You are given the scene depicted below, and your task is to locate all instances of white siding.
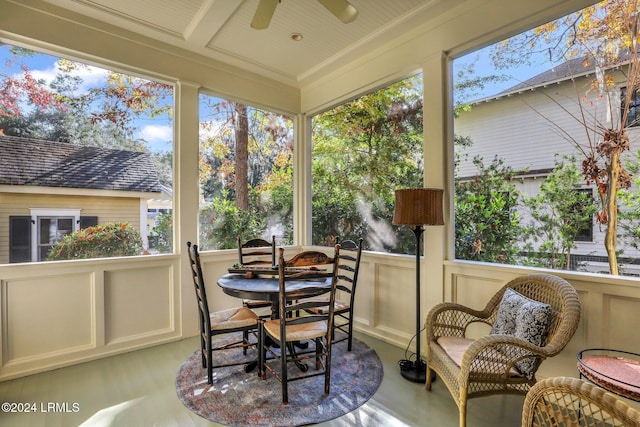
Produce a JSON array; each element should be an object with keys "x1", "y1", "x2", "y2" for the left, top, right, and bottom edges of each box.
[
  {"x1": 455, "y1": 73, "x2": 638, "y2": 177},
  {"x1": 455, "y1": 70, "x2": 640, "y2": 261}
]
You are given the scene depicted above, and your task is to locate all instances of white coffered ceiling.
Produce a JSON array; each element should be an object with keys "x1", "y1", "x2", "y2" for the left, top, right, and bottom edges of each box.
[{"x1": 36, "y1": 0, "x2": 458, "y2": 86}]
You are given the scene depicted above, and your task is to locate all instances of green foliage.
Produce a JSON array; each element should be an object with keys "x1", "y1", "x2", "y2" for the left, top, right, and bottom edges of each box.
[
  {"x1": 46, "y1": 222, "x2": 143, "y2": 260},
  {"x1": 311, "y1": 74, "x2": 424, "y2": 253},
  {"x1": 523, "y1": 156, "x2": 597, "y2": 269},
  {"x1": 199, "y1": 192, "x2": 265, "y2": 250},
  {"x1": 453, "y1": 59, "x2": 509, "y2": 116},
  {"x1": 618, "y1": 149, "x2": 640, "y2": 250},
  {"x1": 149, "y1": 212, "x2": 173, "y2": 253},
  {"x1": 454, "y1": 156, "x2": 523, "y2": 263}
]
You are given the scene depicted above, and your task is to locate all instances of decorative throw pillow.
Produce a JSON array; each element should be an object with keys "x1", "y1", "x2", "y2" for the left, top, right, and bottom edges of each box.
[
  {"x1": 490, "y1": 288, "x2": 553, "y2": 379},
  {"x1": 490, "y1": 288, "x2": 528, "y2": 335},
  {"x1": 514, "y1": 300, "x2": 552, "y2": 378}
]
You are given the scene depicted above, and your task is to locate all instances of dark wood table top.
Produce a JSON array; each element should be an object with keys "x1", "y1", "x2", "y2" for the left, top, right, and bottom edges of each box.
[{"x1": 217, "y1": 273, "x2": 332, "y2": 302}]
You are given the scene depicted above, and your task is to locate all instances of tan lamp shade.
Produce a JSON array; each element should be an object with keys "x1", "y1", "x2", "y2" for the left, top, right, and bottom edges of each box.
[{"x1": 392, "y1": 188, "x2": 444, "y2": 226}]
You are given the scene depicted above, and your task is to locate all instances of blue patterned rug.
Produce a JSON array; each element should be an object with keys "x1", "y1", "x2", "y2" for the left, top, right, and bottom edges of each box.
[{"x1": 175, "y1": 333, "x2": 383, "y2": 426}]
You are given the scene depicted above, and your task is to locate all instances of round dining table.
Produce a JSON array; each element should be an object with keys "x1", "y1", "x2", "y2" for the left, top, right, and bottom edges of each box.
[
  {"x1": 217, "y1": 272, "x2": 332, "y2": 318},
  {"x1": 218, "y1": 272, "x2": 333, "y2": 370}
]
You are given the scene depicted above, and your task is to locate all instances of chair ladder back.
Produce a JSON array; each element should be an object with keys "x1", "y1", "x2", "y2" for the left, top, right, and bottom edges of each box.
[
  {"x1": 277, "y1": 247, "x2": 339, "y2": 333},
  {"x1": 336, "y1": 239, "x2": 362, "y2": 307},
  {"x1": 237, "y1": 235, "x2": 276, "y2": 267},
  {"x1": 187, "y1": 242, "x2": 212, "y2": 340}
]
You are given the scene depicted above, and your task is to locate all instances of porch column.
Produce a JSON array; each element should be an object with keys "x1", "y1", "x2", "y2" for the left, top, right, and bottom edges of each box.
[{"x1": 175, "y1": 79, "x2": 201, "y2": 336}]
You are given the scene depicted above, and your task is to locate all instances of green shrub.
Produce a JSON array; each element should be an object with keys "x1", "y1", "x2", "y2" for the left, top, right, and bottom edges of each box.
[{"x1": 47, "y1": 222, "x2": 143, "y2": 260}]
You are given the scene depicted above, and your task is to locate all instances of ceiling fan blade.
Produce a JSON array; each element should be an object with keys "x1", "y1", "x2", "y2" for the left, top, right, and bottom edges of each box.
[
  {"x1": 251, "y1": 0, "x2": 279, "y2": 30},
  {"x1": 317, "y1": 0, "x2": 358, "y2": 24}
]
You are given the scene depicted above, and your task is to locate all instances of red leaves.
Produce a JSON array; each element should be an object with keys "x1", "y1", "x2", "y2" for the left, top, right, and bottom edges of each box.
[{"x1": 0, "y1": 66, "x2": 65, "y2": 117}]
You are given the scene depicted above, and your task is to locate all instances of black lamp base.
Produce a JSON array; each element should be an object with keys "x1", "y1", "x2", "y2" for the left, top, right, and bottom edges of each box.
[
  {"x1": 400, "y1": 360, "x2": 436, "y2": 384},
  {"x1": 400, "y1": 359, "x2": 430, "y2": 383}
]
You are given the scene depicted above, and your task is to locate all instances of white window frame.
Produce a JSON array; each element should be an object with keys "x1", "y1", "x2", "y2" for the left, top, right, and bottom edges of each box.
[{"x1": 29, "y1": 208, "x2": 81, "y2": 262}]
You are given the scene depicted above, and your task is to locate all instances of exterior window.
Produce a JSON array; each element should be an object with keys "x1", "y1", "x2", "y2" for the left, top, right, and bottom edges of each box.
[
  {"x1": 621, "y1": 87, "x2": 640, "y2": 128},
  {"x1": 8, "y1": 212, "x2": 98, "y2": 263},
  {"x1": 453, "y1": 1, "x2": 638, "y2": 275},
  {"x1": 37, "y1": 217, "x2": 74, "y2": 261},
  {"x1": 311, "y1": 74, "x2": 424, "y2": 254},
  {"x1": 198, "y1": 94, "x2": 294, "y2": 250},
  {"x1": 573, "y1": 189, "x2": 594, "y2": 242},
  {"x1": 0, "y1": 42, "x2": 174, "y2": 264}
]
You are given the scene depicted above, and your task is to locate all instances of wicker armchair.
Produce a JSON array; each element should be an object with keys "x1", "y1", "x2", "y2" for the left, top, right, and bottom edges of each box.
[
  {"x1": 425, "y1": 274, "x2": 581, "y2": 427},
  {"x1": 522, "y1": 376, "x2": 640, "y2": 426}
]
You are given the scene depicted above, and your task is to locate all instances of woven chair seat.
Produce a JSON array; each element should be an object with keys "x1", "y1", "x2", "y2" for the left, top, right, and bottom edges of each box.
[
  {"x1": 264, "y1": 318, "x2": 328, "y2": 341},
  {"x1": 211, "y1": 307, "x2": 259, "y2": 330},
  {"x1": 436, "y1": 336, "x2": 523, "y2": 377},
  {"x1": 301, "y1": 296, "x2": 350, "y2": 314}
]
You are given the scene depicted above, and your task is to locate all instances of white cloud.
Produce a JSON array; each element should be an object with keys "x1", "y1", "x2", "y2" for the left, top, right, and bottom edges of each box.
[
  {"x1": 140, "y1": 124, "x2": 173, "y2": 143},
  {"x1": 28, "y1": 62, "x2": 110, "y2": 93}
]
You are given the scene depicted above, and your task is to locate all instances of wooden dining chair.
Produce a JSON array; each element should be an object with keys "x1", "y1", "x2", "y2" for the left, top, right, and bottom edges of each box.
[
  {"x1": 187, "y1": 241, "x2": 260, "y2": 384},
  {"x1": 237, "y1": 235, "x2": 276, "y2": 314},
  {"x1": 259, "y1": 245, "x2": 340, "y2": 404},
  {"x1": 303, "y1": 238, "x2": 362, "y2": 351}
]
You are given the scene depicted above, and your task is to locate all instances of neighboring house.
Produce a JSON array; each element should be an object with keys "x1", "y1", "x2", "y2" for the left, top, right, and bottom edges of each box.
[
  {"x1": 0, "y1": 135, "x2": 163, "y2": 263},
  {"x1": 455, "y1": 56, "x2": 640, "y2": 273}
]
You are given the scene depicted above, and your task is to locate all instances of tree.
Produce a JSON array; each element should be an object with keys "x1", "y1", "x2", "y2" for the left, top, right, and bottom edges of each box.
[
  {"x1": 311, "y1": 74, "x2": 424, "y2": 252},
  {"x1": 149, "y1": 212, "x2": 173, "y2": 253},
  {"x1": 491, "y1": 0, "x2": 640, "y2": 274},
  {"x1": 234, "y1": 102, "x2": 249, "y2": 210},
  {"x1": 618, "y1": 149, "x2": 640, "y2": 250},
  {"x1": 0, "y1": 46, "x2": 64, "y2": 135},
  {"x1": 0, "y1": 45, "x2": 173, "y2": 151},
  {"x1": 199, "y1": 192, "x2": 265, "y2": 249},
  {"x1": 198, "y1": 96, "x2": 294, "y2": 249},
  {"x1": 523, "y1": 156, "x2": 597, "y2": 269},
  {"x1": 454, "y1": 156, "x2": 524, "y2": 263}
]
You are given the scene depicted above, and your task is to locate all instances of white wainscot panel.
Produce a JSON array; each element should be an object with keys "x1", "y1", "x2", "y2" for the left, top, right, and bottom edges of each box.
[
  {"x1": 352, "y1": 260, "x2": 371, "y2": 328},
  {"x1": 450, "y1": 273, "x2": 505, "y2": 308},
  {"x1": 104, "y1": 266, "x2": 173, "y2": 344},
  {"x1": 2, "y1": 272, "x2": 94, "y2": 364},
  {"x1": 375, "y1": 264, "x2": 414, "y2": 337},
  {"x1": 602, "y1": 294, "x2": 640, "y2": 352}
]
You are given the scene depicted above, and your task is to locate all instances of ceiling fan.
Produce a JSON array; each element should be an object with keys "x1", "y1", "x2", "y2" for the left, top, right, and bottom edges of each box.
[{"x1": 251, "y1": 0, "x2": 359, "y2": 30}]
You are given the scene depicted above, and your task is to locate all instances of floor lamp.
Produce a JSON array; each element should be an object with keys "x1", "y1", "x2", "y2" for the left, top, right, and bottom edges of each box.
[{"x1": 392, "y1": 188, "x2": 444, "y2": 383}]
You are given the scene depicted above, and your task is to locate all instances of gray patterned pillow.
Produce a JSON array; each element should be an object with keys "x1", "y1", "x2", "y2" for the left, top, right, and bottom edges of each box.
[
  {"x1": 490, "y1": 288, "x2": 552, "y2": 378},
  {"x1": 490, "y1": 288, "x2": 525, "y2": 335}
]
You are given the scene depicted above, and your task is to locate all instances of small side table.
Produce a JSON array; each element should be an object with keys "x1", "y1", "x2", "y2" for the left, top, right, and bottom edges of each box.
[{"x1": 577, "y1": 349, "x2": 640, "y2": 402}]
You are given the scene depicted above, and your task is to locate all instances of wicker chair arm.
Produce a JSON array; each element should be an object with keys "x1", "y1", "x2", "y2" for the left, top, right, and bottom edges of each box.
[
  {"x1": 458, "y1": 334, "x2": 550, "y2": 381},
  {"x1": 522, "y1": 377, "x2": 640, "y2": 427},
  {"x1": 426, "y1": 302, "x2": 492, "y2": 340}
]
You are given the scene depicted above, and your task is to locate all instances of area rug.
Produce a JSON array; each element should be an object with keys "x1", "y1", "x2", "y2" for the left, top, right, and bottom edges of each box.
[{"x1": 175, "y1": 333, "x2": 383, "y2": 426}]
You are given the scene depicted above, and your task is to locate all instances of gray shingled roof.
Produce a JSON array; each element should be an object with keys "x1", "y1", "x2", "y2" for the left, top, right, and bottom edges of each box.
[
  {"x1": 496, "y1": 56, "x2": 592, "y2": 96},
  {"x1": 0, "y1": 135, "x2": 162, "y2": 193},
  {"x1": 491, "y1": 52, "x2": 631, "y2": 100}
]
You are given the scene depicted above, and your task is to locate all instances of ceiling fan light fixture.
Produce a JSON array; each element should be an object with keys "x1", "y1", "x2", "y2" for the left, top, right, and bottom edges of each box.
[{"x1": 251, "y1": 0, "x2": 357, "y2": 30}]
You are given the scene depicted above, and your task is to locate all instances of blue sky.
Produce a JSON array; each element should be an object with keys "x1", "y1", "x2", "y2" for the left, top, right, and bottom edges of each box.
[
  {"x1": 0, "y1": 44, "x2": 173, "y2": 153},
  {"x1": 2, "y1": 40, "x2": 556, "y2": 150},
  {"x1": 453, "y1": 44, "x2": 559, "y2": 102}
]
